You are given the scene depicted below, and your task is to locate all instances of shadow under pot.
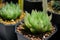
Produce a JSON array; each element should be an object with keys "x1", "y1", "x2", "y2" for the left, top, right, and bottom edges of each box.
[
  {"x1": 24, "y1": 0, "x2": 43, "y2": 13},
  {"x1": 15, "y1": 21, "x2": 57, "y2": 40},
  {"x1": 0, "y1": 23, "x2": 20, "y2": 40}
]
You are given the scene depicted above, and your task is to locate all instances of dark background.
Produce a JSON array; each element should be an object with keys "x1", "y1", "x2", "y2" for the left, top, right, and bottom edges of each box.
[{"x1": 1, "y1": 0, "x2": 59, "y2": 40}]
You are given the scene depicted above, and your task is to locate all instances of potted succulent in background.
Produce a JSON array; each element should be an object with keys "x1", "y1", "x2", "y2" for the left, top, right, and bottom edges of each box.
[
  {"x1": 47, "y1": 0, "x2": 60, "y2": 24},
  {"x1": 15, "y1": 10, "x2": 57, "y2": 40},
  {"x1": 0, "y1": 2, "x2": 23, "y2": 40}
]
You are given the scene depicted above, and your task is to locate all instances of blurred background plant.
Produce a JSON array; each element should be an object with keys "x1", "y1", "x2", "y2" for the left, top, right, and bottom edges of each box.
[
  {"x1": 0, "y1": 2, "x2": 21, "y2": 20},
  {"x1": 52, "y1": 0, "x2": 60, "y2": 10}
]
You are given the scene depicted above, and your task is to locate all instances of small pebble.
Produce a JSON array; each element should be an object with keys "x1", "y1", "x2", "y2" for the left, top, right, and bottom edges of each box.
[
  {"x1": 53, "y1": 30, "x2": 55, "y2": 32},
  {"x1": 51, "y1": 30, "x2": 54, "y2": 33},
  {"x1": 37, "y1": 37, "x2": 41, "y2": 40},
  {"x1": 43, "y1": 36, "x2": 45, "y2": 38},
  {"x1": 25, "y1": 35, "x2": 28, "y2": 38},
  {"x1": 11, "y1": 19, "x2": 14, "y2": 22},
  {"x1": 28, "y1": 34, "x2": 32, "y2": 37},
  {"x1": 32, "y1": 35, "x2": 35, "y2": 38},
  {"x1": 53, "y1": 27, "x2": 55, "y2": 30},
  {"x1": 17, "y1": 30, "x2": 20, "y2": 32},
  {"x1": 45, "y1": 34, "x2": 49, "y2": 37},
  {"x1": 30, "y1": 38, "x2": 33, "y2": 40}
]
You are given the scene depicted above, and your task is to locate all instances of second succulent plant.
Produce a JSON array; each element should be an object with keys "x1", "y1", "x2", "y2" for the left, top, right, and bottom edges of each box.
[{"x1": 0, "y1": 2, "x2": 21, "y2": 20}]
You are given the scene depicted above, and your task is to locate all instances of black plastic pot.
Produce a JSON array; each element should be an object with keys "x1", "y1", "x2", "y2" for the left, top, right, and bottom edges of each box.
[
  {"x1": 15, "y1": 22, "x2": 57, "y2": 40},
  {"x1": 44, "y1": 25, "x2": 57, "y2": 40},
  {"x1": 24, "y1": 0, "x2": 43, "y2": 13},
  {"x1": 0, "y1": 23, "x2": 20, "y2": 40},
  {"x1": 24, "y1": 0, "x2": 51, "y2": 13}
]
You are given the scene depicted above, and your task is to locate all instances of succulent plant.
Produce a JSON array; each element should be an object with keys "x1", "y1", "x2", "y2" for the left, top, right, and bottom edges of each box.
[
  {"x1": 24, "y1": 10, "x2": 52, "y2": 33},
  {"x1": 52, "y1": 1, "x2": 60, "y2": 10},
  {"x1": 0, "y1": 2, "x2": 21, "y2": 20}
]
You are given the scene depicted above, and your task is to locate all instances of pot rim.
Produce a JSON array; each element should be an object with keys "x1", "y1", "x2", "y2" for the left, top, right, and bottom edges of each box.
[
  {"x1": 15, "y1": 22, "x2": 57, "y2": 40},
  {"x1": 0, "y1": 20, "x2": 20, "y2": 26}
]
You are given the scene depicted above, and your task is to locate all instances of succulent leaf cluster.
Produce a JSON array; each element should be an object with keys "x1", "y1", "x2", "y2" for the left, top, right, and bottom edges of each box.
[
  {"x1": 52, "y1": 1, "x2": 60, "y2": 10},
  {"x1": 24, "y1": 10, "x2": 52, "y2": 33},
  {"x1": 0, "y1": 2, "x2": 21, "y2": 20}
]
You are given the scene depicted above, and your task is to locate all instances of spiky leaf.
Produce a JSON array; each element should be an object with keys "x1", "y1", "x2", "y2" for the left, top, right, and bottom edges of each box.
[{"x1": 24, "y1": 10, "x2": 52, "y2": 33}]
